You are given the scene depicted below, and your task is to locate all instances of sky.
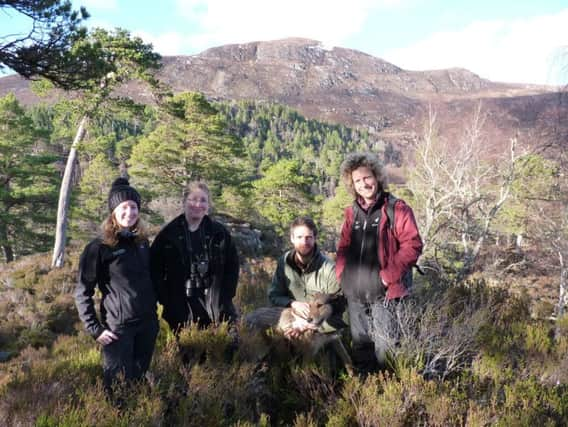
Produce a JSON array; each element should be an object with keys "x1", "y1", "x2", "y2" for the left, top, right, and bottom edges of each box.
[{"x1": 2, "y1": 0, "x2": 567, "y2": 85}]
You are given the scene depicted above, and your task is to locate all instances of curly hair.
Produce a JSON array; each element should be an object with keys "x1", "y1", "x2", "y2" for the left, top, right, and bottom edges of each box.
[
  {"x1": 102, "y1": 214, "x2": 148, "y2": 247},
  {"x1": 339, "y1": 152, "x2": 387, "y2": 197}
]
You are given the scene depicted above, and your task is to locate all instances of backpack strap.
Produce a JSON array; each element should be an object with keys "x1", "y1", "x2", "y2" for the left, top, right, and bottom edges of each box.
[
  {"x1": 351, "y1": 193, "x2": 398, "y2": 229},
  {"x1": 384, "y1": 193, "x2": 425, "y2": 279},
  {"x1": 386, "y1": 193, "x2": 398, "y2": 230}
]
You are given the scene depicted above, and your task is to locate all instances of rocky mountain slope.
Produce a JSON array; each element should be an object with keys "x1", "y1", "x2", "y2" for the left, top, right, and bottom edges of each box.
[{"x1": 1, "y1": 37, "x2": 565, "y2": 161}]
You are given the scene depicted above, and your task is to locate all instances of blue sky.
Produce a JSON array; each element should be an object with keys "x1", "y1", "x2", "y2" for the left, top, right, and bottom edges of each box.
[{"x1": 2, "y1": 0, "x2": 567, "y2": 85}]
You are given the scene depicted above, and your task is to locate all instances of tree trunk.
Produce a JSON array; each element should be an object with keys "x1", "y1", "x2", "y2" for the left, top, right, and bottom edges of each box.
[
  {"x1": 515, "y1": 233, "x2": 523, "y2": 253},
  {"x1": 556, "y1": 251, "x2": 567, "y2": 319},
  {"x1": 2, "y1": 245, "x2": 14, "y2": 263},
  {"x1": 0, "y1": 224, "x2": 14, "y2": 263},
  {"x1": 51, "y1": 116, "x2": 88, "y2": 268}
]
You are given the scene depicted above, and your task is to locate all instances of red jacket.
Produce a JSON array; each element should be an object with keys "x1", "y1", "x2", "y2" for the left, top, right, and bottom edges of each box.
[{"x1": 336, "y1": 193, "x2": 423, "y2": 300}]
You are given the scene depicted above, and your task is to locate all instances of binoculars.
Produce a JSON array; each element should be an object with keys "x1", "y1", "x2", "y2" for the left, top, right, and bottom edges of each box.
[{"x1": 185, "y1": 259, "x2": 210, "y2": 297}]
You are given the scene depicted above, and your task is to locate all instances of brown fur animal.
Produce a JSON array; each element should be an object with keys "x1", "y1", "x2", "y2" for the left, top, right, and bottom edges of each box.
[{"x1": 245, "y1": 292, "x2": 354, "y2": 375}]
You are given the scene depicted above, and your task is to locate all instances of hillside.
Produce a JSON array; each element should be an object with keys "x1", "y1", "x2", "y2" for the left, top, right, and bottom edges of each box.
[
  {"x1": 2, "y1": 37, "x2": 568, "y2": 425},
  {"x1": 1, "y1": 37, "x2": 565, "y2": 163}
]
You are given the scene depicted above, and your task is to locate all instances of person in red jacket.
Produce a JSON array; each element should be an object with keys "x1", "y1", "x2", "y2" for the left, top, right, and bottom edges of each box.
[{"x1": 336, "y1": 152, "x2": 422, "y2": 374}]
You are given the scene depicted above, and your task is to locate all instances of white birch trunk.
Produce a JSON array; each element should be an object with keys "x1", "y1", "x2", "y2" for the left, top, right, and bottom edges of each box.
[{"x1": 51, "y1": 116, "x2": 88, "y2": 268}]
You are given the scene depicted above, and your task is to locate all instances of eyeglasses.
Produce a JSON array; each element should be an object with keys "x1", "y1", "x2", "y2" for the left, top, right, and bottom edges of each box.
[{"x1": 187, "y1": 198, "x2": 209, "y2": 205}]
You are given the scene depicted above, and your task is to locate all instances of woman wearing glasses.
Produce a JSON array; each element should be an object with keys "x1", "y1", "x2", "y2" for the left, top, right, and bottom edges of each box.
[{"x1": 150, "y1": 181, "x2": 239, "y2": 333}]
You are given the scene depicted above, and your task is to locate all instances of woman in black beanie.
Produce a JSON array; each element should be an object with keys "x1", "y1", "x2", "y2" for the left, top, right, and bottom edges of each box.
[{"x1": 75, "y1": 177, "x2": 158, "y2": 397}]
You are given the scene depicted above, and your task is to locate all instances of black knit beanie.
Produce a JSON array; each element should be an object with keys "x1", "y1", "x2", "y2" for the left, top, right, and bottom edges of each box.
[{"x1": 108, "y1": 177, "x2": 141, "y2": 213}]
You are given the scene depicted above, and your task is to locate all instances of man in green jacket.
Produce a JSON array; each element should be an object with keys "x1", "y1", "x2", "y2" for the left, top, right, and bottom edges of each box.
[{"x1": 268, "y1": 217, "x2": 343, "y2": 337}]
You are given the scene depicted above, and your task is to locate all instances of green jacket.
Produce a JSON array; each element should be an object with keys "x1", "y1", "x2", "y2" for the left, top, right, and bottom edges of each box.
[
  {"x1": 268, "y1": 247, "x2": 340, "y2": 307},
  {"x1": 268, "y1": 248, "x2": 345, "y2": 333}
]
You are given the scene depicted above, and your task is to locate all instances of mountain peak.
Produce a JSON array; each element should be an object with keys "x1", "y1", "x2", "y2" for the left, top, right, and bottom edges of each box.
[
  {"x1": 1, "y1": 37, "x2": 562, "y2": 159},
  {"x1": 194, "y1": 38, "x2": 401, "y2": 73}
]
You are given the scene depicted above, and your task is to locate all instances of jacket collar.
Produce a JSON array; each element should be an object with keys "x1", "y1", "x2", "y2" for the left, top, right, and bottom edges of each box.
[
  {"x1": 355, "y1": 191, "x2": 385, "y2": 215},
  {"x1": 285, "y1": 245, "x2": 324, "y2": 275}
]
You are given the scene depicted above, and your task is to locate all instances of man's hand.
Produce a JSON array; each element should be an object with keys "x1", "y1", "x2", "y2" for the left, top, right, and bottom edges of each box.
[
  {"x1": 290, "y1": 301, "x2": 311, "y2": 319},
  {"x1": 284, "y1": 323, "x2": 317, "y2": 339},
  {"x1": 284, "y1": 328, "x2": 304, "y2": 339},
  {"x1": 96, "y1": 329, "x2": 119, "y2": 346}
]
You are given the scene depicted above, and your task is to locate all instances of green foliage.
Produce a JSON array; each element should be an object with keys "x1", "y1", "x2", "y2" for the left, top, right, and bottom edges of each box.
[
  {"x1": 42, "y1": 99, "x2": 154, "y2": 232},
  {"x1": 2, "y1": 252, "x2": 568, "y2": 425},
  {"x1": 511, "y1": 154, "x2": 558, "y2": 199},
  {"x1": 0, "y1": 94, "x2": 59, "y2": 262},
  {"x1": 217, "y1": 186, "x2": 255, "y2": 220},
  {"x1": 234, "y1": 258, "x2": 275, "y2": 314},
  {"x1": 0, "y1": 0, "x2": 91, "y2": 89},
  {"x1": 0, "y1": 253, "x2": 78, "y2": 354},
  {"x1": 73, "y1": 153, "x2": 117, "y2": 225},
  {"x1": 524, "y1": 323, "x2": 554, "y2": 355},
  {"x1": 217, "y1": 100, "x2": 372, "y2": 196},
  {"x1": 497, "y1": 154, "x2": 558, "y2": 235},
  {"x1": 45, "y1": 27, "x2": 162, "y2": 135},
  {"x1": 252, "y1": 159, "x2": 315, "y2": 235},
  {"x1": 68, "y1": 27, "x2": 162, "y2": 96},
  {"x1": 498, "y1": 378, "x2": 568, "y2": 425},
  {"x1": 130, "y1": 92, "x2": 246, "y2": 199},
  {"x1": 177, "y1": 322, "x2": 235, "y2": 366},
  {"x1": 329, "y1": 369, "x2": 466, "y2": 426},
  {"x1": 321, "y1": 185, "x2": 352, "y2": 233}
]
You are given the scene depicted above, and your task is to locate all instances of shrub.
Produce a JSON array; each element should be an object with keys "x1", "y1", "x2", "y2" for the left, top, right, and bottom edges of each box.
[
  {"x1": 3, "y1": 247, "x2": 568, "y2": 425},
  {"x1": 496, "y1": 378, "x2": 568, "y2": 425},
  {"x1": 235, "y1": 257, "x2": 275, "y2": 314},
  {"x1": 17, "y1": 326, "x2": 55, "y2": 349},
  {"x1": 177, "y1": 322, "x2": 235, "y2": 365},
  {"x1": 370, "y1": 282, "x2": 494, "y2": 380},
  {"x1": 524, "y1": 322, "x2": 554, "y2": 355},
  {"x1": 45, "y1": 295, "x2": 80, "y2": 335}
]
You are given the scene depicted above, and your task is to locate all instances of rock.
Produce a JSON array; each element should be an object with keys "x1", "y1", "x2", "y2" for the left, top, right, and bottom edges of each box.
[{"x1": 0, "y1": 351, "x2": 13, "y2": 362}]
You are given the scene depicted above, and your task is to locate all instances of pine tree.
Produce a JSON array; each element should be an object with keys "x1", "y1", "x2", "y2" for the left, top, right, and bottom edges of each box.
[
  {"x1": 252, "y1": 159, "x2": 314, "y2": 235},
  {"x1": 50, "y1": 28, "x2": 162, "y2": 267},
  {"x1": 0, "y1": 0, "x2": 101, "y2": 89},
  {"x1": 0, "y1": 94, "x2": 58, "y2": 262},
  {"x1": 129, "y1": 92, "x2": 246, "y2": 199}
]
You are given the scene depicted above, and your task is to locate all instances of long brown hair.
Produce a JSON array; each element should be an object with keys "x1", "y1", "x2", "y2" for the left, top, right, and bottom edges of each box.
[{"x1": 101, "y1": 214, "x2": 148, "y2": 246}]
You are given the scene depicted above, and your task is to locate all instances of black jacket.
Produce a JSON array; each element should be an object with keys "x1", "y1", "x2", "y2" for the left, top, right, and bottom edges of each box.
[
  {"x1": 150, "y1": 214, "x2": 239, "y2": 331},
  {"x1": 341, "y1": 199, "x2": 384, "y2": 301},
  {"x1": 75, "y1": 235, "x2": 157, "y2": 339}
]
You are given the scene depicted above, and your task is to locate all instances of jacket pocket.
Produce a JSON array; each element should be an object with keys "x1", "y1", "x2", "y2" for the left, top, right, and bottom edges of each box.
[
  {"x1": 103, "y1": 291, "x2": 120, "y2": 327},
  {"x1": 117, "y1": 291, "x2": 124, "y2": 324}
]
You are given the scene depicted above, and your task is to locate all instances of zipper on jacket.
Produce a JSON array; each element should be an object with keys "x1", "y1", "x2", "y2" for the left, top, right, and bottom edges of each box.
[
  {"x1": 359, "y1": 219, "x2": 368, "y2": 264},
  {"x1": 356, "y1": 218, "x2": 368, "y2": 292}
]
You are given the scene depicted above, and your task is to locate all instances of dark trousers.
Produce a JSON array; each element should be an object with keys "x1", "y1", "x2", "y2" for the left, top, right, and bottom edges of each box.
[
  {"x1": 347, "y1": 299, "x2": 397, "y2": 373},
  {"x1": 102, "y1": 317, "x2": 159, "y2": 390}
]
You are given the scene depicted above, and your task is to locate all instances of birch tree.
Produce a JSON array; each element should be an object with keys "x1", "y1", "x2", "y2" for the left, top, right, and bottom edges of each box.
[{"x1": 408, "y1": 103, "x2": 524, "y2": 278}]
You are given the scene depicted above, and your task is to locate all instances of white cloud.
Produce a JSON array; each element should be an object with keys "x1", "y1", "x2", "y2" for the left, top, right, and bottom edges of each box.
[
  {"x1": 173, "y1": 0, "x2": 397, "y2": 51},
  {"x1": 80, "y1": 0, "x2": 118, "y2": 10},
  {"x1": 134, "y1": 31, "x2": 187, "y2": 56},
  {"x1": 383, "y1": 9, "x2": 568, "y2": 85},
  {"x1": 85, "y1": 18, "x2": 118, "y2": 31}
]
